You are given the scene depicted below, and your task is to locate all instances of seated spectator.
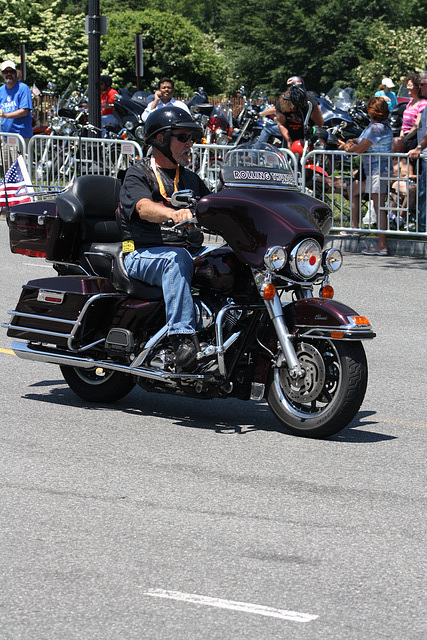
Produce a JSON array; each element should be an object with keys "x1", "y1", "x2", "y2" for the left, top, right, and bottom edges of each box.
[{"x1": 339, "y1": 96, "x2": 393, "y2": 255}]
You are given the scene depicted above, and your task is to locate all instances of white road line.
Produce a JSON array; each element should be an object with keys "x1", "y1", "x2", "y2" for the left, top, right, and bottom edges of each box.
[
  {"x1": 23, "y1": 262, "x2": 53, "y2": 268},
  {"x1": 144, "y1": 589, "x2": 318, "y2": 623}
]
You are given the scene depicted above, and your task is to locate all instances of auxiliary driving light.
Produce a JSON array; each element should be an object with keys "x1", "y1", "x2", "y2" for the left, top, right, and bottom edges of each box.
[
  {"x1": 264, "y1": 246, "x2": 287, "y2": 271},
  {"x1": 323, "y1": 248, "x2": 343, "y2": 273}
]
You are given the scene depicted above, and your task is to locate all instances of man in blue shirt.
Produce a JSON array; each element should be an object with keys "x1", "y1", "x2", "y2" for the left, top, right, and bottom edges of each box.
[{"x1": 0, "y1": 59, "x2": 33, "y2": 140}]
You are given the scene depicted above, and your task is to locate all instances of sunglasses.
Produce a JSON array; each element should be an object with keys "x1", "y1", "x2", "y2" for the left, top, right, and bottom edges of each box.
[{"x1": 170, "y1": 132, "x2": 201, "y2": 143}]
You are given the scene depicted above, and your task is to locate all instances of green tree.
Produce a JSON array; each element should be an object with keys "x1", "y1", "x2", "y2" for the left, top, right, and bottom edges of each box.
[
  {"x1": 0, "y1": 0, "x2": 88, "y2": 91},
  {"x1": 101, "y1": 9, "x2": 227, "y2": 95},
  {"x1": 354, "y1": 22, "x2": 427, "y2": 97}
]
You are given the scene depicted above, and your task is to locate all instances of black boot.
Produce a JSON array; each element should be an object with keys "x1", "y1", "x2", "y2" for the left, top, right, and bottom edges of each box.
[{"x1": 170, "y1": 335, "x2": 198, "y2": 371}]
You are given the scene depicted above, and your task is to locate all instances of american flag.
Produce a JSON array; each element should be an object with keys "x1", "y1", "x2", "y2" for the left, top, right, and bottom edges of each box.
[{"x1": 0, "y1": 155, "x2": 34, "y2": 207}]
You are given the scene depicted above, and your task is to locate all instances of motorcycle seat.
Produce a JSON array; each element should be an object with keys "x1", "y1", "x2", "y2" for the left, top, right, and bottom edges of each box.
[{"x1": 84, "y1": 241, "x2": 163, "y2": 301}]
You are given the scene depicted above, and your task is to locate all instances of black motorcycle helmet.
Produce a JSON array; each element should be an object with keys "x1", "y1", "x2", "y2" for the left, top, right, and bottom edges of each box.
[
  {"x1": 289, "y1": 85, "x2": 307, "y2": 109},
  {"x1": 144, "y1": 106, "x2": 203, "y2": 164}
]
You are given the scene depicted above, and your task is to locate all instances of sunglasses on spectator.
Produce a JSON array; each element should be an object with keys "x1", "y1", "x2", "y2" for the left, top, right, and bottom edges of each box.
[
  {"x1": 170, "y1": 132, "x2": 201, "y2": 143},
  {"x1": 420, "y1": 82, "x2": 427, "y2": 86}
]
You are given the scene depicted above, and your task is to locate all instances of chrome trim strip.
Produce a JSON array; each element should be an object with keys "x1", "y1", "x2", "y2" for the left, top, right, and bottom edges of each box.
[
  {"x1": 4, "y1": 323, "x2": 70, "y2": 339},
  {"x1": 11, "y1": 341, "x2": 206, "y2": 382},
  {"x1": 7, "y1": 310, "x2": 75, "y2": 325}
]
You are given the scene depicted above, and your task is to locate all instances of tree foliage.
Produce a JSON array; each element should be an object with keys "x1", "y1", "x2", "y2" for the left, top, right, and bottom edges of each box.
[
  {"x1": 0, "y1": 0, "x2": 425, "y2": 100},
  {"x1": 101, "y1": 9, "x2": 227, "y2": 95}
]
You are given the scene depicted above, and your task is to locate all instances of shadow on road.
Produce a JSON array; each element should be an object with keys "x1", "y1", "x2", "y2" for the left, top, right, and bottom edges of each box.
[{"x1": 23, "y1": 380, "x2": 396, "y2": 443}]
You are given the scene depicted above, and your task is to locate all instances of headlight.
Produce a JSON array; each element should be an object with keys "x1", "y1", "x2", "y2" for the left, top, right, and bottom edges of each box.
[
  {"x1": 62, "y1": 122, "x2": 74, "y2": 136},
  {"x1": 215, "y1": 131, "x2": 229, "y2": 145},
  {"x1": 125, "y1": 120, "x2": 133, "y2": 130},
  {"x1": 290, "y1": 239, "x2": 322, "y2": 278},
  {"x1": 264, "y1": 246, "x2": 287, "y2": 271},
  {"x1": 135, "y1": 125, "x2": 144, "y2": 139},
  {"x1": 323, "y1": 247, "x2": 343, "y2": 273}
]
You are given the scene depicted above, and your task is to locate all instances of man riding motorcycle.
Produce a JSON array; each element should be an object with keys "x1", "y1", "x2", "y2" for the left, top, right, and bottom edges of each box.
[{"x1": 118, "y1": 106, "x2": 210, "y2": 371}]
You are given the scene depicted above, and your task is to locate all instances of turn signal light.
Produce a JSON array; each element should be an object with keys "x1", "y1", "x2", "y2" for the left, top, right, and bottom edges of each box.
[
  {"x1": 262, "y1": 283, "x2": 276, "y2": 300},
  {"x1": 320, "y1": 285, "x2": 334, "y2": 298},
  {"x1": 351, "y1": 316, "x2": 370, "y2": 326}
]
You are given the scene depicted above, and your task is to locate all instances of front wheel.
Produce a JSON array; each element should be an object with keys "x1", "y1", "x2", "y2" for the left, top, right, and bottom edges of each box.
[
  {"x1": 267, "y1": 339, "x2": 368, "y2": 438},
  {"x1": 60, "y1": 365, "x2": 135, "y2": 403}
]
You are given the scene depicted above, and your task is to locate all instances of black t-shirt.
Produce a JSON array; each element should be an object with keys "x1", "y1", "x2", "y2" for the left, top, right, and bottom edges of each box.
[
  {"x1": 119, "y1": 157, "x2": 210, "y2": 248},
  {"x1": 276, "y1": 94, "x2": 319, "y2": 142}
]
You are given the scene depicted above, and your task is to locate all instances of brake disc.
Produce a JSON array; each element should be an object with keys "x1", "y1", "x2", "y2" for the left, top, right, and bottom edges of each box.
[{"x1": 279, "y1": 342, "x2": 326, "y2": 402}]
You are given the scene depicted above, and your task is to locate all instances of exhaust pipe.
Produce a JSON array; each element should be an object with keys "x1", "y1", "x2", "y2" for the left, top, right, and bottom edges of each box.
[{"x1": 11, "y1": 341, "x2": 206, "y2": 382}]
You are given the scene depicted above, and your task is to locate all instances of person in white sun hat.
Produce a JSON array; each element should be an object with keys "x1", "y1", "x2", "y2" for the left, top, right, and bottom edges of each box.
[{"x1": 375, "y1": 77, "x2": 397, "y2": 113}]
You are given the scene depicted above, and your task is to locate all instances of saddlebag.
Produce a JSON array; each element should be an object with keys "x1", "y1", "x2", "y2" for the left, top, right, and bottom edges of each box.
[
  {"x1": 7, "y1": 175, "x2": 122, "y2": 263},
  {"x1": 6, "y1": 276, "x2": 119, "y2": 349}
]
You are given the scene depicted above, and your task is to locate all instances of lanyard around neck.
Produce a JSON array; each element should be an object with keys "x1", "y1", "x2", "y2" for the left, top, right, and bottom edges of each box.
[{"x1": 150, "y1": 156, "x2": 179, "y2": 203}]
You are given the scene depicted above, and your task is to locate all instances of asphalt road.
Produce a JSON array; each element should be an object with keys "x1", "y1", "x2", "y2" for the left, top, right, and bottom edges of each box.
[{"x1": 0, "y1": 217, "x2": 426, "y2": 640}]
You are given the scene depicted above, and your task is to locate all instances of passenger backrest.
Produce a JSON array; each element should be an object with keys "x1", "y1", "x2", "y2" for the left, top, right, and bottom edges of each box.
[{"x1": 56, "y1": 175, "x2": 122, "y2": 244}]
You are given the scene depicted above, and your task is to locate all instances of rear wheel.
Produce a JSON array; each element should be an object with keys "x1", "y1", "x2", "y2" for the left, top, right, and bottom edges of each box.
[
  {"x1": 60, "y1": 365, "x2": 135, "y2": 403},
  {"x1": 267, "y1": 339, "x2": 368, "y2": 438}
]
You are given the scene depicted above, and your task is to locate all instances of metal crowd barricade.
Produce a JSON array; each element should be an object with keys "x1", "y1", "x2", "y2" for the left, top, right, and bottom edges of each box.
[
  {"x1": 301, "y1": 149, "x2": 426, "y2": 237},
  {"x1": 27, "y1": 134, "x2": 143, "y2": 188},
  {"x1": 0, "y1": 132, "x2": 27, "y2": 175}
]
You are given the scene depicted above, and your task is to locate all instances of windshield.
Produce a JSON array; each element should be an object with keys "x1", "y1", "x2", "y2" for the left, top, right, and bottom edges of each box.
[
  {"x1": 223, "y1": 142, "x2": 297, "y2": 188},
  {"x1": 326, "y1": 87, "x2": 357, "y2": 111}
]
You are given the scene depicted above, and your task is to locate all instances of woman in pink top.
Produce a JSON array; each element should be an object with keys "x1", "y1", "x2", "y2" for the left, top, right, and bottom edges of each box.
[{"x1": 394, "y1": 74, "x2": 427, "y2": 152}]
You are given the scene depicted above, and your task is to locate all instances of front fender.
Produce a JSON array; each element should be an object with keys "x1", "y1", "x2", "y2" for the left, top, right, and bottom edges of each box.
[
  {"x1": 283, "y1": 297, "x2": 376, "y2": 340},
  {"x1": 252, "y1": 296, "x2": 375, "y2": 386}
]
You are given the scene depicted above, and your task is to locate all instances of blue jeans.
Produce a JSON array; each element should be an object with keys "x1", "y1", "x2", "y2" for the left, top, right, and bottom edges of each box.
[
  {"x1": 418, "y1": 158, "x2": 426, "y2": 232},
  {"x1": 125, "y1": 246, "x2": 195, "y2": 335},
  {"x1": 124, "y1": 245, "x2": 211, "y2": 335},
  {"x1": 258, "y1": 122, "x2": 284, "y2": 145}
]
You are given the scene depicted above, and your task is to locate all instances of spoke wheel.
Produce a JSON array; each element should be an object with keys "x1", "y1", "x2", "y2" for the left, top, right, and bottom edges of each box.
[
  {"x1": 60, "y1": 365, "x2": 135, "y2": 403},
  {"x1": 267, "y1": 339, "x2": 368, "y2": 438}
]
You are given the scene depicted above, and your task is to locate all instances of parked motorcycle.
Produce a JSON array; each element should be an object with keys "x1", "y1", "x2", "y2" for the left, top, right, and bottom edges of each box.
[
  {"x1": 3, "y1": 141, "x2": 374, "y2": 439},
  {"x1": 186, "y1": 87, "x2": 214, "y2": 141},
  {"x1": 107, "y1": 89, "x2": 150, "y2": 146},
  {"x1": 204, "y1": 102, "x2": 234, "y2": 145},
  {"x1": 34, "y1": 82, "x2": 91, "y2": 184},
  {"x1": 232, "y1": 87, "x2": 271, "y2": 146},
  {"x1": 317, "y1": 88, "x2": 364, "y2": 141}
]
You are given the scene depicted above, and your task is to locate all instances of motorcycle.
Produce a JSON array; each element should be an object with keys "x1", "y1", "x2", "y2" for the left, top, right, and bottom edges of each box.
[
  {"x1": 186, "y1": 87, "x2": 215, "y2": 141},
  {"x1": 204, "y1": 102, "x2": 234, "y2": 145},
  {"x1": 107, "y1": 88, "x2": 151, "y2": 146},
  {"x1": 34, "y1": 82, "x2": 91, "y2": 184},
  {"x1": 3, "y1": 142, "x2": 375, "y2": 439},
  {"x1": 232, "y1": 87, "x2": 272, "y2": 146},
  {"x1": 317, "y1": 87, "x2": 364, "y2": 141}
]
